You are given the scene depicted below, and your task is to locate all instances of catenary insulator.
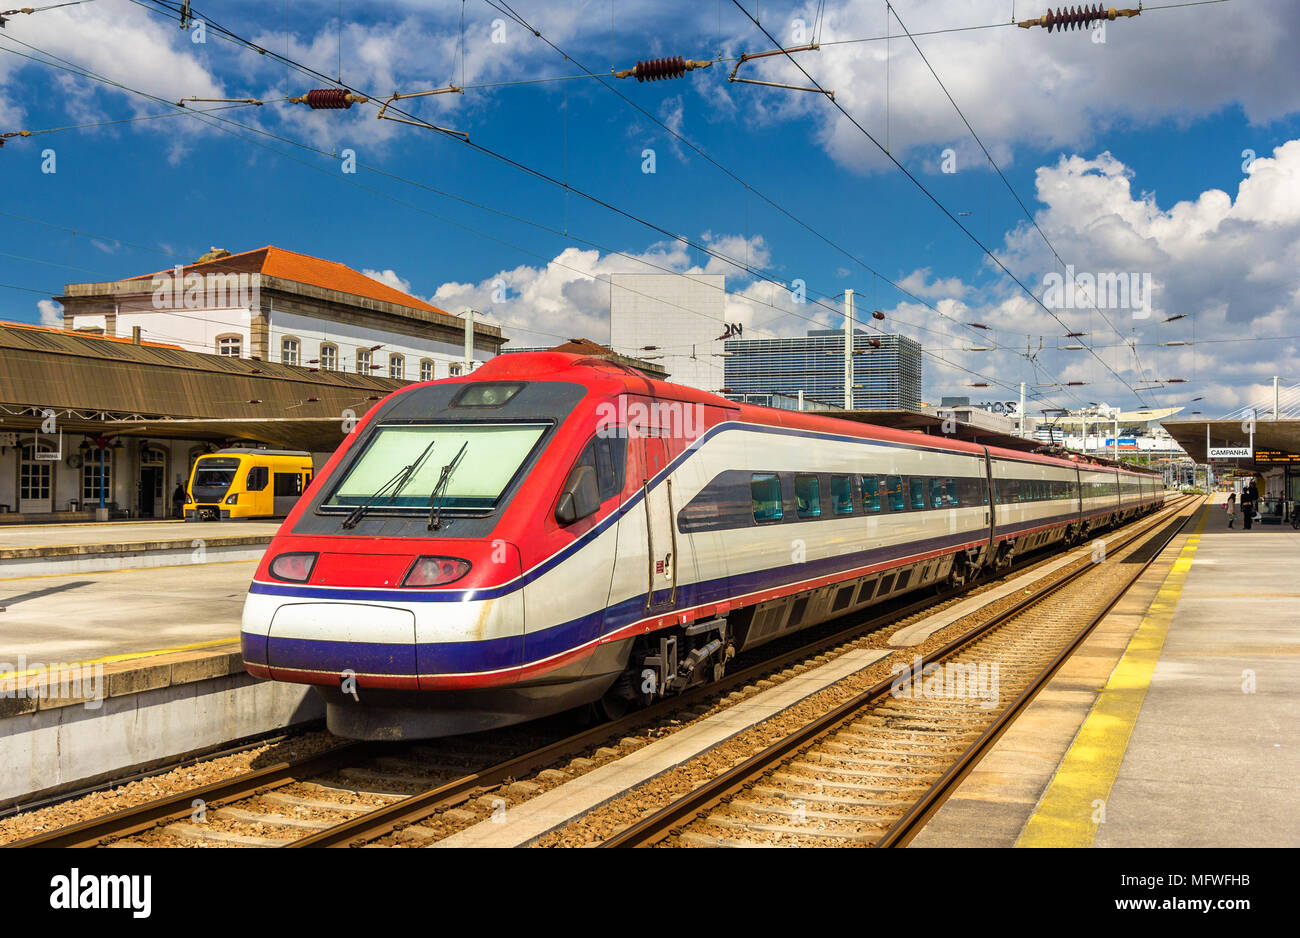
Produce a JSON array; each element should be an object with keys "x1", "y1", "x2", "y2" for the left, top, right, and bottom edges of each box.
[
  {"x1": 290, "y1": 89, "x2": 370, "y2": 109},
  {"x1": 615, "y1": 57, "x2": 713, "y2": 82},
  {"x1": 1017, "y1": 5, "x2": 1141, "y2": 32}
]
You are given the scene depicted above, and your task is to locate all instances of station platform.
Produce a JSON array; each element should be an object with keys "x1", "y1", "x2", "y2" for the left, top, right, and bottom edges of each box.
[
  {"x1": 0, "y1": 521, "x2": 309, "y2": 807},
  {"x1": 912, "y1": 501, "x2": 1300, "y2": 848},
  {"x1": 0, "y1": 519, "x2": 269, "y2": 665}
]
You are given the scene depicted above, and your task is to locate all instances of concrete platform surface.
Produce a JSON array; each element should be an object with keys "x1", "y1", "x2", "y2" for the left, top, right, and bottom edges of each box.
[
  {"x1": 0, "y1": 560, "x2": 252, "y2": 665},
  {"x1": 913, "y1": 504, "x2": 1300, "y2": 848}
]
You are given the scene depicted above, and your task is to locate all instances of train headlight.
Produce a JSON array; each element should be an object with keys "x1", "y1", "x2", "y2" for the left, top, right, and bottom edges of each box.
[
  {"x1": 225, "y1": 493, "x2": 239, "y2": 505},
  {"x1": 403, "y1": 556, "x2": 471, "y2": 587},
  {"x1": 269, "y1": 552, "x2": 318, "y2": 583}
]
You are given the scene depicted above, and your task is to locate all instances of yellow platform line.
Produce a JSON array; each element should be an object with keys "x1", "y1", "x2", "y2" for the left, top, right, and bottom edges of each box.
[
  {"x1": 0, "y1": 636, "x2": 240, "y2": 678},
  {"x1": 1016, "y1": 506, "x2": 1208, "y2": 848}
]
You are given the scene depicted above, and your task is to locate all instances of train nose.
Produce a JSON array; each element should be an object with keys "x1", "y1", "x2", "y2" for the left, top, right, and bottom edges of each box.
[{"x1": 265, "y1": 602, "x2": 419, "y2": 687}]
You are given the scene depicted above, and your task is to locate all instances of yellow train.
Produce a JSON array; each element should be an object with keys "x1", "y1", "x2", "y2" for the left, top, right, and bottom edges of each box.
[{"x1": 185, "y1": 448, "x2": 314, "y2": 521}]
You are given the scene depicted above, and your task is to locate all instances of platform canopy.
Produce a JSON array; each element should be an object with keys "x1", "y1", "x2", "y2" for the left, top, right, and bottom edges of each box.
[
  {"x1": 1161, "y1": 417, "x2": 1300, "y2": 467},
  {"x1": 0, "y1": 321, "x2": 402, "y2": 452}
]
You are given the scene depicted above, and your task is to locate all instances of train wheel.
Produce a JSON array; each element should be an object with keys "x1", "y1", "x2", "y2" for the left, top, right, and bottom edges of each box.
[{"x1": 591, "y1": 671, "x2": 651, "y2": 722}]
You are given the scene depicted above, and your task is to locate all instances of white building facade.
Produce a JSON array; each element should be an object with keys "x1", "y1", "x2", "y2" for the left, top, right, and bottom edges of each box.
[
  {"x1": 609, "y1": 273, "x2": 727, "y2": 392},
  {"x1": 57, "y1": 246, "x2": 504, "y2": 381}
]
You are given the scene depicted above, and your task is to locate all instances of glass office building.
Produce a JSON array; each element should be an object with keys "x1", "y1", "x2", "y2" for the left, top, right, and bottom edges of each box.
[{"x1": 724, "y1": 329, "x2": 922, "y2": 410}]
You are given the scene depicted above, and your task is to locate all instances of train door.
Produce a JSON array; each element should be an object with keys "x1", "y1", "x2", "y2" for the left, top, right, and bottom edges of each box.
[
  {"x1": 272, "y1": 468, "x2": 305, "y2": 516},
  {"x1": 981, "y1": 447, "x2": 996, "y2": 548},
  {"x1": 642, "y1": 435, "x2": 677, "y2": 609}
]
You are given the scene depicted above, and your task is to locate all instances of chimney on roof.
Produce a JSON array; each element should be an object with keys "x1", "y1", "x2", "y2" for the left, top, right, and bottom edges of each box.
[
  {"x1": 196, "y1": 246, "x2": 231, "y2": 264},
  {"x1": 131, "y1": 326, "x2": 142, "y2": 345}
]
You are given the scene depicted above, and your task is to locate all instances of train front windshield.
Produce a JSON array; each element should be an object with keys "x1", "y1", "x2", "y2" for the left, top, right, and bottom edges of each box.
[
  {"x1": 323, "y1": 423, "x2": 548, "y2": 512},
  {"x1": 191, "y1": 457, "x2": 240, "y2": 500}
]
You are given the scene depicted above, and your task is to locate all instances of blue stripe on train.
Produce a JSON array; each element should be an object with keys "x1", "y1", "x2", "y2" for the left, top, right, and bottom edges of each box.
[{"x1": 249, "y1": 524, "x2": 1003, "y2": 676}]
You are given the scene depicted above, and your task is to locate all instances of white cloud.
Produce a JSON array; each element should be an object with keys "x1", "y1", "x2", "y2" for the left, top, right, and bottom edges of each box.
[
  {"x1": 361, "y1": 268, "x2": 413, "y2": 295},
  {"x1": 734, "y1": 0, "x2": 1300, "y2": 173},
  {"x1": 37, "y1": 299, "x2": 62, "y2": 327}
]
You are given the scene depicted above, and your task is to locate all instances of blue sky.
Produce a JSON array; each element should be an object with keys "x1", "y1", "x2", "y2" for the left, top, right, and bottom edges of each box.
[{"x1": 2, "y1": 0, "x2": 1298, "y2": 417}]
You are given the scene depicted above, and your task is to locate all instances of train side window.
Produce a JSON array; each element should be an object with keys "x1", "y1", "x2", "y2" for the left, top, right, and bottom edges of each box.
[
  {"x1": 751, "y1": 474, "x2": 784, "y2": 523},
  {"x1": 593, "y1": 436, "x2": 626, "y2": 501},
  {"x1": 795, "y1": 474, "x2": 821, "y2": 519},
  {"x1": 944, "y1": 479, "x2": 959, "y2": 507},
  {"x1": 886, "y1": 475, "x2": 905, "y2": 511},
  {"x1": 273, "y1": 472, "x2": 303, "y2": 496},
  {"x1": 245, "y1": 466, "x2": 269, "y2": 491},
  {"x1": 929, "y1": 478, "x2": 944, "y2": 508},
  {"x1": 830, "y1": 475, "x2": 854, "y2": 515},
  {"x1": 909, "y1": 478, "x2": 927, "y2": 510},
  {"x1": 860, "y1": 475, "x2": 882, "y2": 513}
]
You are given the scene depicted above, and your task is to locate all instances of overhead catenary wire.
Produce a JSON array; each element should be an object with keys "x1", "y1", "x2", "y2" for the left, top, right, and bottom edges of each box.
[
  {"x1": 0, "y1": 55, "x2": 1066, "y2": 410},
  {"x1": 886, "y1": 2, "x2": 1150, "y2": 388},
  {"x1": 2, "y1": 5, "x2": 1124, "y2": 410},
  {"x1": 0, "y1": 9, "x2": 1066, "y2": 408},
  {"x1": 458, "y1": 0, "x2": 1088, "y2": 408},
  {"x1": 727, "y1": 0, "x2": 1156, "y2": 408}
]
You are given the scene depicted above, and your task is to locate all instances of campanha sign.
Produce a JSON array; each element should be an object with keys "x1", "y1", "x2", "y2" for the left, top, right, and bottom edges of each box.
[{"x1": 1208, "y1": 446, "x2": 1253, "y2": 459}]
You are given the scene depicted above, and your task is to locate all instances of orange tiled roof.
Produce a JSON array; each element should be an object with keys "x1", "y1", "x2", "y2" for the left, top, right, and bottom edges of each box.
[{"x1": 129, "y1": 246, "x2": 450, "y2": 316}]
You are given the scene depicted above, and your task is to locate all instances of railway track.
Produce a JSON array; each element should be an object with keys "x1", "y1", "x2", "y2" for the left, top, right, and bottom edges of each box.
[
  {"x1": 598, "y1": 495, "x2": 1202, "y2": 848},
  {"x1": 7, "y1": 497, "x2": 1191, "y2": 848}
]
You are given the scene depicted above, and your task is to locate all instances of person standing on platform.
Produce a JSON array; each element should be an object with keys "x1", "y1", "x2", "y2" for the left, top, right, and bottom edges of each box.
[
  {"x1": 171, "y1": 480, "x2": 187, "y2": 519},
  {"x1": 1243, "y1": 480, "x2": 1259, "y2": 530},
  {"x1": 1225, "y1": 492, "x2": 1238, "y2": 529}
]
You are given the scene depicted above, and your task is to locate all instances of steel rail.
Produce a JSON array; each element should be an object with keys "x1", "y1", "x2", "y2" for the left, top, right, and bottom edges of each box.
[
  {"x1": 10, "y1": 496, "x2": 1185, "y2": 848},
  {"x1": 598, "y1": 495, "x2": 1198, "y2": 847}
]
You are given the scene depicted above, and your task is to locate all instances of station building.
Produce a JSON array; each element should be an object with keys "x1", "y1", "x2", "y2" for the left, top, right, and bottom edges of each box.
[{"x1": 56, "y1": 245, "x2": 504, "y2": 380}]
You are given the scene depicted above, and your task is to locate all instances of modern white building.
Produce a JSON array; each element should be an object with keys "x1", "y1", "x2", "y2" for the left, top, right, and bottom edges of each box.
[
  {"x1": 609, "y1": 273, "x2": 728, "y2": 392},
  {"x1": 56, "y1": 246, "x2": 505, "y2": 380}
]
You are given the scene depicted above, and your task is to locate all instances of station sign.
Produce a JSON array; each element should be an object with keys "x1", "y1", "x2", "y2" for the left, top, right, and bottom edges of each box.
[
  {"x1": 1104, "y1": 437, "x2": 1139, "y2": 449},
  {"x1": 1208, "y1": 446, "x2": 1253, "y2": 459}
]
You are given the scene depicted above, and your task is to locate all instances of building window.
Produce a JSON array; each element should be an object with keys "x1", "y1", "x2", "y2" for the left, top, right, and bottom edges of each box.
[
  {"x1": 388, "y1": 353, "x2": 405, "y2": 380},
  {"x1": 82, "y1": 450, "x2": 113, "y2": 503},
  {"x1": 216, "y1": 335, "x2": 242, "y2": 357},
  {"x1": 319, "y1": 344, "x2": 338, "y2": 371},
  {"x1": 420, "y1": 359, "x2": 434, "y2": 382},
  {"x1": 281, "y1": 337, "x2": 300, "y2": 365},
  {"x1": 449, "y1": 362, "x2": 463, "y2": 377},
  {"x1": 356, "y1": 348, "x2": 372, "y2": 374}
]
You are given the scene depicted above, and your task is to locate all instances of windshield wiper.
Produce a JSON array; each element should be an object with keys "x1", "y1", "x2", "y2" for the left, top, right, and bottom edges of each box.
[
  {"x1": 426, "y1": 442, "x2": 469, "y2": 531},
  {"x1": 341, "y1": 441, "x2": 435, "y2": 529}
]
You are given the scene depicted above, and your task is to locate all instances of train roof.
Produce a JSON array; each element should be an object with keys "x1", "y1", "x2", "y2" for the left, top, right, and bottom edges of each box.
[{"x1": 447, "y1": 353, "x2": 1159, "y2": 474}]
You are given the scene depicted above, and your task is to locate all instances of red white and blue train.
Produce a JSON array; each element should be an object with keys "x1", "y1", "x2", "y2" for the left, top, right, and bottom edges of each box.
[{"x1": 241, "y1": 352, "x2": 1164, "y2": 739}]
